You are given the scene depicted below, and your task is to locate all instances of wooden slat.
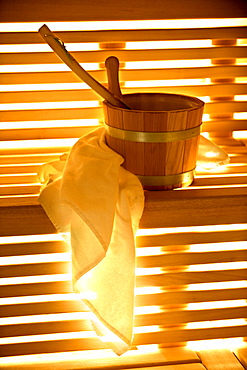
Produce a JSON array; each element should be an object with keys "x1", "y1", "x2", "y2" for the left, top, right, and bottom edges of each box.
[
  {"x1": 0, "y1": 347, "x2": 201, "y2": 370},
  {"x1": 136, "y1": 269, "x2": 247, "y2": 287},
  {"x1": 2, "y1": 46, "x2": 246, "y2": 65},
  {"x1": 0, "y1": 241, "x2": 69, "y2": 257},
  {"x1": 137, "y1": 249, "x2": 247, "y2": 268},
  {"x1": 0, "y1": 337, "x2": 106, "y2": 357},
  {"x1": 134, "y1": 307, "x2": 247, "y2": 327},
  {"x1": 132, "y1": 325, "x2": 247, "y2": 346},
  {"x1": 136, "y1": 288, "x2": 247, "y2": 307},
  {"x1": 140, "y1": 187, "x2": 247, "y2": 228},
  {"x1": 0, "y1": 126, "x2": 99, "y2": 141},
  {"x1": 1, "y1": 65, "x2": 246, "y2": 85},
  {"x1": 1, "y1": 27, "x2": 247, "y2": 44},
  {"x1": 2, "y1": 83, "x2": 247, "y2": 104},
  {"x1": 0, "y1": 300, "x2": 86, "y2": 317},
  {"x1": 0, "y1": 0, "x2": 246, "y2": 21},
  {"x1": 0, "y1": 184, "x2": 40, "y2": 196},
  {"x1": 0, "y1": 261, "x2": 70, "y2": 278},
  {"x1": 1, "y1": 300, "x2": 245, "y2": 324},
  {"x1": 0, "y1": 154, "x2": 61, "y2": 165},
  {"x1": 0, "y1": 174, "x2": 39, "y2": 185},
  {"x1": 0, "y1": 325, "x2": 246, "y2": 357},
  {"x1": 0, "y1": 107, "x2": 102, "y2": 123},
  {"x1": 235, "y1": 347, "x2": 247, "y2": 370},
  {"x1": 0, "y1": 281, "x2": 72, "y2": 298},
  {"x1": 4, "y1": 119, "x2": 247, "y2": 140},
  {"x1": 1, "y1": 197, "x2": 246, "y2": 236},
  {"x1": 198, "y1": 349, "x2": 245, "y2": 370},
  {"x1": 125, "y1": 365, "x2": 206, "y2": 370}
]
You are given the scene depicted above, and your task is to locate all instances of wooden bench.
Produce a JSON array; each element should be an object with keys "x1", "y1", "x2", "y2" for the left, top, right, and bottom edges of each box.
[{"x1": 0, "y1": 0, "x2": 247, "y2": 368}]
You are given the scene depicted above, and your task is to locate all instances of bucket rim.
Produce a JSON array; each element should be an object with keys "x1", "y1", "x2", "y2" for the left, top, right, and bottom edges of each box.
[{"x1": 103, "y1": 92, "x2": 204, "y2": 113}]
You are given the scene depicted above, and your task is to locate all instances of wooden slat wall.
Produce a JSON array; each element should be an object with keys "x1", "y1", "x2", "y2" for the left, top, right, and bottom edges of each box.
[{"x1": 0, "y1": 0, "x2": 247, "y2": 367}]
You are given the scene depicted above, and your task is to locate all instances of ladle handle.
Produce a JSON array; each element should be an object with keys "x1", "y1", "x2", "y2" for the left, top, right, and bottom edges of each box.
[
  {"x1": 39, "y1": 25, "x2": 130, "y2": 109},
  {"x1": 105, "y1": 56, "x2": 123, "y2": 99}
]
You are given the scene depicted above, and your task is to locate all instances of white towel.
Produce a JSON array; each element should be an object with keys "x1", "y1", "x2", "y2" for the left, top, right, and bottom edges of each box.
[
  {"x1": 38, "y1": 127, "x2": 229, "y2": 355},
  {"x1": 38, "y1": 127, "x2": 145, "y2": 355}
]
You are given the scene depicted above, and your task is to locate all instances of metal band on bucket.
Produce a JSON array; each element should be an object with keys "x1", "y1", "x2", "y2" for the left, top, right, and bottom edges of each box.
[
  {"x1": 104, "y1": 123, "x2": 201, "y2": 143},
  {"x1": 137, "y1": 169, "x2": 195, "y2": 187}
]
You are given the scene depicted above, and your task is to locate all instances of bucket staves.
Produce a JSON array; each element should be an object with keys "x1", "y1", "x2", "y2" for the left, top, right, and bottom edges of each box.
[{"x1": 103, "y1": 93, "x2": 204, "y2": 190}]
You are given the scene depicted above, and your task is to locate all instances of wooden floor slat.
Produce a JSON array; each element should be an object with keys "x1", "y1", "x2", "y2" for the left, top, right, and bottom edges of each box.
[{"x1": 197, "y1": 349, "x2": 246, "y2": 369}]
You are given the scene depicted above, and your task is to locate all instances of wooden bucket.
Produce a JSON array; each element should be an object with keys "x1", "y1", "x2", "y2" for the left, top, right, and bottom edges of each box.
[{"x1": 103, "y1": 93, "x2": 204, "y2": 190}]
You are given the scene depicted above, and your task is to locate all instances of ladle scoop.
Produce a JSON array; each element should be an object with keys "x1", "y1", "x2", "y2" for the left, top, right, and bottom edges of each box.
[{"x1": 39, "y1": 25, "x2": 131, "y2": 109}]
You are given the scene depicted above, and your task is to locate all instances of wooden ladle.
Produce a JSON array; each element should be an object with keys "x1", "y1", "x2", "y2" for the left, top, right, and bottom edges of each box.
[{"x1": 39, "y1": 25, "x2": 131, "y2": 109}]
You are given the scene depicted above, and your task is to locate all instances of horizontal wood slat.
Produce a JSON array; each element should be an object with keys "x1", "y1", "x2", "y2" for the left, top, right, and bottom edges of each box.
[
  {"x1": 0, "y1": 0, "x2": 246, "y2": 21},
  {"x1": 0, "y1": 325, "x2": 246, "y2": 358},
  {"x1": 0, "y1": 347, "x2": 202, "y2": 370},
  {"x1": 1, "y1": 65, "x2": 246, "y2": 85},
  {"x1": 2, "y1": 84, "x2": 247, "y2": 104},
  {"x1": 0, "y1": 101, "x2": 246, "y2": 126},
  {"x1": 0, "y1": 190, "x2": 246, "y2": 235},
  {"x1": 2, "y1": 46, "x2": 247, "y2": 65},
  {"x1": 2, "y1": 122, "x2": 247, "y2": 141},
  {"x1": 133, "y1": 325, "x2": 247, "y2": 346},
  {"x1": 1, "y1": 27, "x2": 247, "y2": 44},
  {"x1": 137, "y1": 250, "x2": 247, "y2": 268},
  {"x1": 1, "y1": 305, "x2": 246, "y2": 337}
]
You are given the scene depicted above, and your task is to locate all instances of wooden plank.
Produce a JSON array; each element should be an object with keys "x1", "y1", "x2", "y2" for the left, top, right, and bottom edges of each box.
[
  {"x1": 137, "y1": 227, "x2": 247, "y2": 247},
  {"x1": 0, "y1": 0, "x2": 246, "y2": 21},
  {"x1": 0, "y1": 347, "x2": 201, "y2": 369},
  {"x1": 136, "y1": 269, "x2": 247, "y2": 287},
  {"x1": 0, "y1": 337, "x2": 106, "y2": 357},
  {"x1": 0, "y1": 196, "x2": 40, "y2": 207},
  {"x1": 0, "y1": 261, "x2": 71, "y2": 278},
  {"x1": 133, "y1": 325, "x2": 247, "y2": 346},
  {"x1": 0, "y1": 154, "x2": 61, "y2": 165},
  {"x1": 1, "y1": 201, "x2": 246, "y2": 239},
  {"x1": 0, "y1": 206, "x2": 56, "y2": 236},
  {"x1": 0, "y1": 300, "x2": 87, "y2": 317},
  {"x1": 125, "y1": 365, "x2": 206, "y2": 370},
  {"x1": 235, "y1": 347, "x2": 247, "y2": 370},
  {"x1": 134, "y1": 307, "x2": 247, "y2": 327},
  {"x1": 140, "y1": 187, "x2": 247, "y2": 228},
  {"x1": 137, "y1": 249, "x2": 247, "y2": 268},
  {"x1": 0, "y1": 184, "x2": 40, "y2": 196},
  {"x1": 0, "y1": 107, "x2": 103, "y2": 123},
  {"x1": 136, "y1": 288, "x2": 247, "y2": 306},
  {"x1": 197, "y1": 349, "x2": 245, "y2": 370},
  {"x1": 1, "y1": 65, "x2": 246, "y2": 85},
  {"x1": 0, "y1": 241, "x2": 69, "y2": 257},
  {"x1": 2, "y1": 46, "x2": 246, "y2": 65},
  {"x1": 1, "y1": 306, "x2": 246, "y2": 336},
  {"x1": 0, "y1": 174, "x2": 38, "y2": 185},
  {"x1": 1, "y1": 26, "x2": 247, "y2": 44},
  {"x1": 2, "y1": 84, "x2": 247, "y2": 104},
  {"x1": 0, "y1": 126, "x2": 97, "y2": 141},
  {"x1": 0, "y1": 281, "x2": 73, "y2": 298}
]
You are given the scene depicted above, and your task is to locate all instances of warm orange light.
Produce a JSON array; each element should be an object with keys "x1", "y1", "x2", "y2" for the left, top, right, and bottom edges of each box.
[
  {"x1": 137, "y1": 223, "x2": 247, "y2": 237},
  {"x1": 0, "y1": 138, "x2": 78, "y2": 151},
  {"x1": 0, "y1": 18, "x2": 246, "y2": 32},
  {"x1": 187, "y1": 337, "x2": 245, "y2": 351},
  {"x1": 187, "y1": 280, "x2": 247, "y2": 291},
  {"x1": 0, "y1": 63, "x2": 99, "y2": 73},
  {"x1": 0, "y1": 44, "x2": 99, "y2": 53},
  {"x1": 125, "y1": 78, "x2": 208, "y2": 88},
  {"x1": 125, "y1": 60, "x2": 212, "y2": 69},
  {"x1": 0, "y1": 119, "x2": 99, "y2": 129},
  {"x1": 0, "y1": 100, "x2": 99, "y2": 110}
]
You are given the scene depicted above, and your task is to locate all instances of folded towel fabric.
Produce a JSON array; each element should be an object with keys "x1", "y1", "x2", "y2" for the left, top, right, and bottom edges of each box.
[
  {"x1": 38, "y1": 127, "x2": 145, "y2": 355},
  {"x1": 38, "y1": 127, "x2": 229, "y2": 355}
]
